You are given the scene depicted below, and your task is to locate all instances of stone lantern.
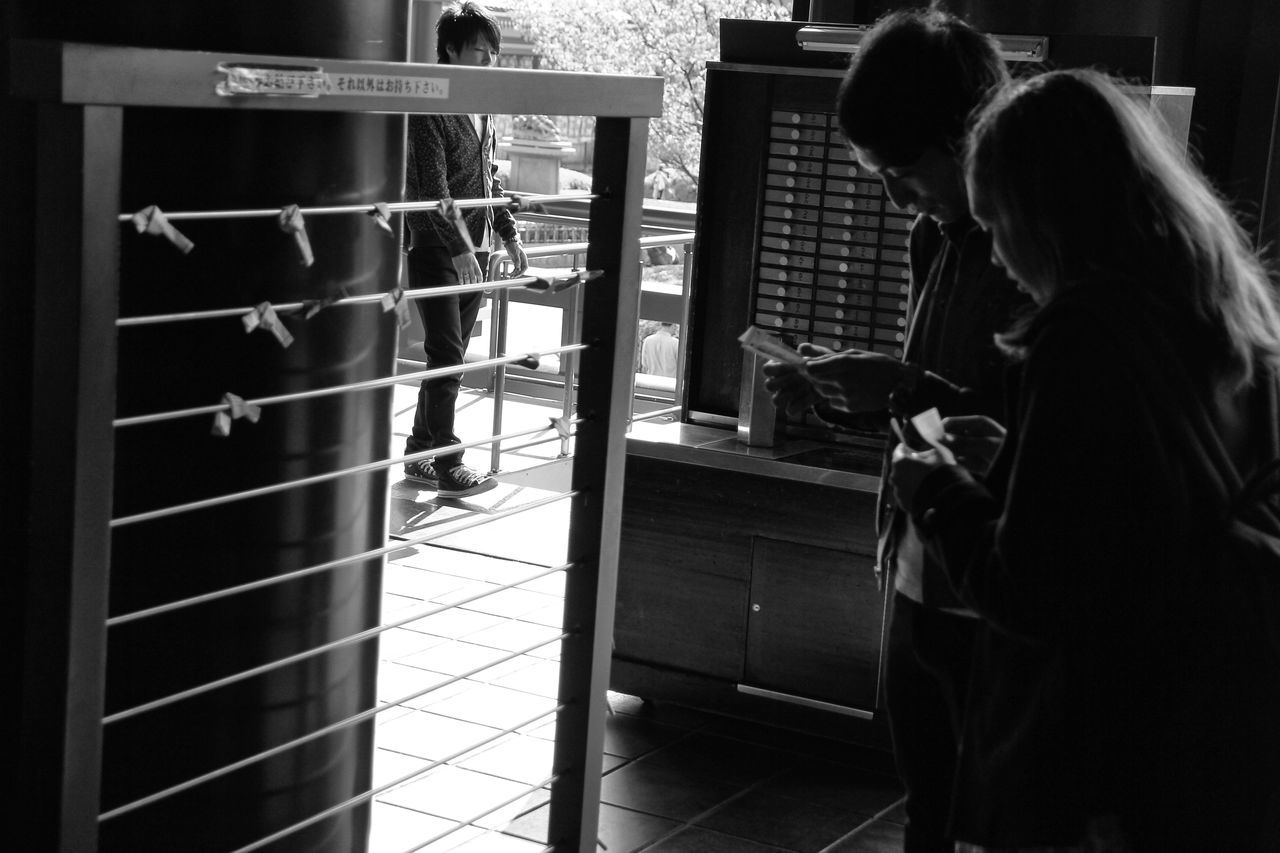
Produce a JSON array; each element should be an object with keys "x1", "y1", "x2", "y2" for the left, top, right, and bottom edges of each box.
[{"x1": 501, "y1": 114, "x2": 576, "y2": 195}]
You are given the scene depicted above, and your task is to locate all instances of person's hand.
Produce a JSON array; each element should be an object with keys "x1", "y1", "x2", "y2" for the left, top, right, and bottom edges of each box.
[
  {"x1": 452, "y1": 251, "x2": 485, "y2": 285},
  {"x1": 504, "y1": 239, "x2": 529, "y2": 275},
  {"x1": 762, "y1": 342, "x2": 830, "y2": 416},
  {"x1": 941, "y1": 415, "x2": 1006, "y2": 476},
  {"x1": 889, "y1": 442, "x2": 953, "y2": 512},
  {"x1": 805, "y1": 349, "x2": 908, "y2": 414}
]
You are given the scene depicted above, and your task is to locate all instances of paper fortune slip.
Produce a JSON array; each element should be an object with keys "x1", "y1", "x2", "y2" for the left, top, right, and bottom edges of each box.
[
  {"x1": 738, "y1": 326, "x2": 805, "y2": 366},
  {"x1": 909, "y1": 407, "x2": 956, "y2": 464}
]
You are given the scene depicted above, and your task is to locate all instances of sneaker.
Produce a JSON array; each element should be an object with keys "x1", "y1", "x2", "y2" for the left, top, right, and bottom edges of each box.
[
  {"x1": 435, "y1": 462, "x2": 497, "y2": 498},
  {"x1": 403, "y1": 459, "x2": 439, "y2": 487}
]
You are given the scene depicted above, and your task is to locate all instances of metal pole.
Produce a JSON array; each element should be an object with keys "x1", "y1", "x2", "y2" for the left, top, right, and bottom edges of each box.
[
  {"x1": 547, "y1": 115, "x2": 648, "y2": 853},
  {"x1": 22, "y1": 102, "x2": 123, "y2": 853}
]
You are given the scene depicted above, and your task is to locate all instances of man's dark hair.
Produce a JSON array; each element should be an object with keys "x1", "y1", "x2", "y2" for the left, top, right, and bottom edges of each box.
[
  {"x1": 436, "y1": 1, "x2": 502, "y2": 64},
  {"x1": 836, "y1": 7, "x2": 1007, "y2": 165}
]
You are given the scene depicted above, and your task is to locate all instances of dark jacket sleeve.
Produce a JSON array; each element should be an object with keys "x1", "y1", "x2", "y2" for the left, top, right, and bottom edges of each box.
[
  {"x1": 907, "y1": 300, "x2": 1191, "y2": 642},
  {"x1": 405, "y1": 114, "x2": 460, "y2": 251}
]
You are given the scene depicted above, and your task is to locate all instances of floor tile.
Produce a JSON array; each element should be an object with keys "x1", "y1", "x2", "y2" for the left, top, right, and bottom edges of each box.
[
  {"x1": 423, "y1": 681, "x2": 558, "y2": 730},
  {"x1": 489, "y1": 657, "x2": 563, "y2": 698},
  {"x1": 454, "y1": 585, "x2": 560, "y2": 618},
  {"x1": 367, "y1": 802, "x2": 459, "y2": 853},
  {"x1": 374, "y1": 748, "x2": 439, "y2": 789},
  {"x1": 457, "y1": 733, "x2": 557, "y2": 785},
  {"x1": 378, "y1": 764, "x2": 536, "y2": 822},
  {"x1": 502, "y1": 800, "x2": 681, "y2": 852},
  {"x1": 646, "y1": 825, "x2": 796, "y2": 852},
  {"x1": 639, "y1": 730, "x2": 798, "y2": 787},
  {"x1": 399, "y1": 638, "x2": 527, "y2": 678},
  {"x1": 516, "y1": 571, "x2": 566, "y2": 597},
  {"x1": 400, "y1": 605, "x2": 509, "y2": 640},
  {"x1": 823, "y1": 817, "x2": 905, "y2": 852},
  {"x1": 383, "y1": 563, "x2": 476, "y2": 601},
  {"x1": 377, "y1": 660, "x2": 453, "y2": 707},
  {"x1": 378, "y1": 626, "x2": 447, "y2": 662},
  {"x1": 763, "y1": 760, "x2": 903, "y2": 816},
  {"x1": 599, "y1": 757, "x2": 745, "y2": 823},
  {"x1": 463, "y1": 616, "x2": 566, "y2": 653},
  {"x1": 603, "y1": 712, "x2": 694, "y2": 760},
  {"x1": 693, "y1": 793, "x2": 869, "y2": 853},
  {"x1": 442, "y1": 830, "x2": 548, "y2": 851},
  {"x1": 377, "y1": 709, "x2": 502, "y2": 762},
  {"x1": 692, "y1": 762, "x2": 901, "y2": 853}
]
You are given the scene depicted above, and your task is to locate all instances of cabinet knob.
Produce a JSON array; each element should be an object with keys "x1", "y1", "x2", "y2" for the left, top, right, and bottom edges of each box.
[{"x1": 752, "y1": 603, "x2": 761, "y2": 612}]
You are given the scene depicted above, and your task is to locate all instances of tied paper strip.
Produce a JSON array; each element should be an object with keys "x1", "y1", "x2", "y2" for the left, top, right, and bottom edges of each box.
[
  {"x1": 380, "y1": 287, "x2": 412, "y2": 329},
  {"x1": 549, "y1": 416, "x2": 572, "y2": 440},
  {"x1": 278, "y1": 204, "x2": 314, "y2": 267},
  {"x1": 130, "y1": 205, "x2": 195, "y2": 254},
  {"x1": 524, "y1": 267, "x2": 603, "y2": 295},
  {"x1": 367, "y1": 202, "x2": 395, "y2": 237},
  {"x1": 438, "y1": 197, "x2": 476, "y2": 255},
  {"x1": 242, "y1": 301, "x2": 295, "y2": 348},
  {"x1": 211, "y1": 392, "x2": 262, "y2": 437}
]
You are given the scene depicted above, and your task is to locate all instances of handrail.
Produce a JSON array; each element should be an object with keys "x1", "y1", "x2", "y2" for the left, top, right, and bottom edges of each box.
[{"x1": 475, "y1": 230, "x2": 696, "y2": 472}]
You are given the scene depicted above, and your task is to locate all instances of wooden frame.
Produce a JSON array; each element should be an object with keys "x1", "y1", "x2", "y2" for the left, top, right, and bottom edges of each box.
[{"x1": 12, "y1": 39, "x2": 659, "y2": 853}]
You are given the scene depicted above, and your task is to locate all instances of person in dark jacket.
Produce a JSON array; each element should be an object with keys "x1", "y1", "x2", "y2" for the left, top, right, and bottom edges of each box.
[
  {"x1": 763, "y1": 9, "x2": 1021, "y2": 852},
  {"x1": 891, "y1": 68, "x2": 1280, "y2": 852},
  {"x1": 402, "y1": 0, "x2": 528, "y2": 498}
]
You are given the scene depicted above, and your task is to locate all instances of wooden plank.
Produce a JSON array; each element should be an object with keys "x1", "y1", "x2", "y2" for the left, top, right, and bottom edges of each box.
[{"x1": 9, "y1": 39, "x2": 664, "y2": 117}]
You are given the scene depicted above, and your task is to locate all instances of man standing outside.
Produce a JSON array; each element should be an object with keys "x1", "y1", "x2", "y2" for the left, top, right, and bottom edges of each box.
[
  {"x1": 403, "y1": 0, "x2": 528, "y2": 497},
  {"x1": 640, "y1": 322, "x2": 679, "y2": 377},
  {"x1": 764, "y1": 10, "x2": 1020, "y2": 852}
]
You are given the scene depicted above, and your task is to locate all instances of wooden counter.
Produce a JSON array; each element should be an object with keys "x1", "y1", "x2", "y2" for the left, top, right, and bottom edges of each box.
[{"x1": 612, "y1": 421, "x2": 892, "y2": 746}]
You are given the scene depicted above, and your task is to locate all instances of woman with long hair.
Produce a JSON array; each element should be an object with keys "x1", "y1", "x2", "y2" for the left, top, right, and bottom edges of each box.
[{"x1": 891, "y1": 68, "x2": 1280, "y2": 851}]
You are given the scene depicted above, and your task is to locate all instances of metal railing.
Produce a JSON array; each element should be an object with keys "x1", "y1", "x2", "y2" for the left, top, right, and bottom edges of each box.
[{"x1": 472, "y1": 226, "x2": 695, "y2": 472}]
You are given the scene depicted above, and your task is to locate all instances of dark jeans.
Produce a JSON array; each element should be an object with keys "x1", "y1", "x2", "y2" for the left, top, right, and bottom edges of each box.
[
  {"x1": 884, "y1": 591, "x2": 978, "y2": 853},
  {"x1": 405, "y1": 243, "x2": 489, "y2": 469}
]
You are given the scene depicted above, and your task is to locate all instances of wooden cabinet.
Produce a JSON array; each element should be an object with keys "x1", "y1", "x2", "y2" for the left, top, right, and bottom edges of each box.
[
  {"x1": 612, "y1": 449, "x2": 889, "y2": 735},
  {"x1": 744, "y1": 537, "x2": 882, "y2": 711}
]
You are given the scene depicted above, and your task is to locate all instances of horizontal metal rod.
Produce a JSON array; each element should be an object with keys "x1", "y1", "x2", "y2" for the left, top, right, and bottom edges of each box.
[
  {"x1": 108, "y1": 413, "x2": 583, "y2": 531},
  {"x1": 631, "y1": 405, "x2": 682, "y2": 424},
  {"x1": 115, "y1": 272, "x2": 570, "y2": 327},
  {"x1": 99, "y1": 606, "x2": 570, "y2": 821},
  {"x1": 108, "y1": 483, "x2": 579, "y2": 624},
  {"x1": 400, "y1": 772, "x2": 560, "y2": 853},
  {"x1": 102, "y1": 513, "x2": 576, "y2": 724},
  {"x1": 231, "y1": 706, "x2": 565, "y2": 853},
  {"x1": 111, "y1": 343, "x2": 589, "y2": 431},
  {"x1": 117, "y1": 191, "x2": 596, "y2": 222}
]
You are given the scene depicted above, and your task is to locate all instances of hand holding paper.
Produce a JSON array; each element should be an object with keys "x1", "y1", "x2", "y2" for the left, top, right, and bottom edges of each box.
[{"x1": 909, "y1": 407, "x2": 957, "y2": 465}]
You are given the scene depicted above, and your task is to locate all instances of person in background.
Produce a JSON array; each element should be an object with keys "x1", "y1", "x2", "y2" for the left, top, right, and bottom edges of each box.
[
  {"x1": 640, "y1": 322, "x2": 679, "y2": 377},
  {"x1": 402, "y1": 0, "x2": 528, "y2": 497},
  {"x1": 763, "y1": 8, "x2": 1020, "y2": 852},
  {"x1": 891, "y1": 68, "x2": 1280, "y2": 851}
]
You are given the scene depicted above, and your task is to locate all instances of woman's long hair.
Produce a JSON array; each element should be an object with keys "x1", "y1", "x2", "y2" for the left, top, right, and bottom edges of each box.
[{"x1": 966, "y1": 68, "x2": 1280, "y2": 389}]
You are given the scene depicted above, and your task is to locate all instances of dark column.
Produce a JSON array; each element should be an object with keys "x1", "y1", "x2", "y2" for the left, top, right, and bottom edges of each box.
[{"x1": 8, "y1": 3, "x2": 406, "y2": 851}]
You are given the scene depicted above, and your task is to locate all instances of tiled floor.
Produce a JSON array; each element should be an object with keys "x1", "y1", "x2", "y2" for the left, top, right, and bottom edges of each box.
[{"x1": 369, "y1": 385, "x2": 905, "y2": 852}]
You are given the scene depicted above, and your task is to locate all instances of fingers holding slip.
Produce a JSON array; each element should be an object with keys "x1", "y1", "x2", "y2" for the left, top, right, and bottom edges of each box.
[
  {"x1": 762, "y1": 359, "x2": 818, "y2": 417},
  {"x1": 940, "y1": 415, "x2": 1006, "y2": 476}
]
